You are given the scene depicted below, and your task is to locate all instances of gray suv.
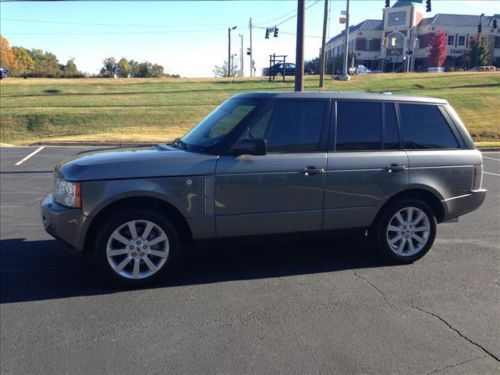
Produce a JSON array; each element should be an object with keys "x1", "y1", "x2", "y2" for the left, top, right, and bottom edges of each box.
[{"x1": 41, "y1": 92, "x2": 486, "y2": 286}]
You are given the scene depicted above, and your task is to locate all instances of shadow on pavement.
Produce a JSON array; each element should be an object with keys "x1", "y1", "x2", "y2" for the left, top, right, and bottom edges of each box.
[{"x1": 1, "y1": 235, "x2": 395, "y2": 304}]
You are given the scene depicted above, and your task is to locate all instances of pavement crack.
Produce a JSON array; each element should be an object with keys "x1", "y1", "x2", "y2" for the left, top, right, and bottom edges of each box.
[
  {"x1": 351, "y1": 269, "x2": 399, "y2": 312},
  {"x1": 426, "y1": 356, "x2": 487, "y2": 375},
  {"x1": 412, "y1": 306, "x2": 500, "y2": 363}
]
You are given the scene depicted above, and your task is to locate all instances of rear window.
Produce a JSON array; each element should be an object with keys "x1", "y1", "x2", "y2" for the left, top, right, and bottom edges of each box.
[
  {"x1": 399, "y1": 104, "x2": 459, "y2": 149},
  {"x1": 336, "y1": 101, "x2": 382, "y2": 151}
]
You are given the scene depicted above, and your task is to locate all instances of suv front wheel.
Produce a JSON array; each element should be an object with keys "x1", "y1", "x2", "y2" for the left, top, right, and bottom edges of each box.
[
  {"x1": 371, "y1": 199, "x2": 437, "y2": 263},
  {"x1": 94, "y1": 208, "x2": 180, "y2": 286}
]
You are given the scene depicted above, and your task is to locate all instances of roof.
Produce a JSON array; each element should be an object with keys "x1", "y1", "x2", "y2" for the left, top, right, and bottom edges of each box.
[
  {"x1": 392, "y1": 1, "x2": 414, "y2": 8},
  {"x1": 419, "y1": 14, "x2": 494, "y2": 27},
  {"x1": 327, "y1": 19, "x2": 383, "y2": 44},
  {"x1": 234, "y1": 91, "x2": 448, "y2": 105}
]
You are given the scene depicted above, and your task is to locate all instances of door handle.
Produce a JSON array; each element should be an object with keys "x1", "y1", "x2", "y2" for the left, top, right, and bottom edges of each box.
[
  {"x1": 385, "y1": 164, "x2": 406, "y2": 173},
  {"x1": 302, "y1": 166, "x2": 326, "y2": 176}
]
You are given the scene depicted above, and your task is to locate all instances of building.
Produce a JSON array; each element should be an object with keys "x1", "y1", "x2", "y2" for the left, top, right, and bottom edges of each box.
[{"x1": 326, "y1": 0, "x2": 500, "y2": 72}]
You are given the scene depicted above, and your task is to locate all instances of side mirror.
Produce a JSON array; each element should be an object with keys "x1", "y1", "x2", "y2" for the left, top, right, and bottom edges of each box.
[{"x1": 234, "y1": 139, "x2": 267, "y2": 156}]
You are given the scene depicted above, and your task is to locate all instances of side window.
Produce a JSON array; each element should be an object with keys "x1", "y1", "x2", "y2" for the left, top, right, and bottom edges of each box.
[
  {"x1": 399, "y1": 104, "x2": 459, "y2": 149},
  {"x1": 336, "y1": 101, "x2": 382, "y2": 151},
  {"x1": 247, "y1": 100, "x2": 326, "y2": 153},
  {"x1": 384, "y1": 103, "x2": 400, "y2": 150}
]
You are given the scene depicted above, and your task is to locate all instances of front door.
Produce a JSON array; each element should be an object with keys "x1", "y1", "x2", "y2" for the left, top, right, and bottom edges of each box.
[{"x1": 215, "y1": 99, "x2": 330, "y2": 238}]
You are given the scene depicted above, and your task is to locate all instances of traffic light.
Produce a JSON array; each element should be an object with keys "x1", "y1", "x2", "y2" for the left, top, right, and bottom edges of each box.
[
  {"x1": 274, "y1": 27, "x2": 279, "y2": 38},
  {"x1": 265, "y1": 28, "x2": 270, "y2": 39},
  {"x1": 385, "y1": 0, "x2": 390, "y2": 8},
  {"x1": 247, "y1": 48, "x2": 251, "y2": 56},
  {"x1": 426, "y1": 0, "x2": 431, "y2": 12}
]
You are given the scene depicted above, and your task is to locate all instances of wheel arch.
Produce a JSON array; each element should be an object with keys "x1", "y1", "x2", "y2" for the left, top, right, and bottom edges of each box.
[
  {"x1": 83, "y1": 195, "x2": 193, "y2": 253},
  {"x1": 371, "y1": 188, "x2": 446, "y2": 227}
]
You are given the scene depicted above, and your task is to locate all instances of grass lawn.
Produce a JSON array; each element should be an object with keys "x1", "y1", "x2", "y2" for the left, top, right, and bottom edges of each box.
[{"x1": 0, "y1": 72, "x2": 499, "y2": 145}]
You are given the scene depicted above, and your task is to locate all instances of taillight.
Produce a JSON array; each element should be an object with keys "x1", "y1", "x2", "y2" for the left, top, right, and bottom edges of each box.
[{"x1": 471, "y1": 164, "x2": 483, "y2": 191}]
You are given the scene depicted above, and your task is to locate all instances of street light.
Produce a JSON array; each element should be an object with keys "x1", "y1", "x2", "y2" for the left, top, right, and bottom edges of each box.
[{"x1": 228, "y1": 26, "x2": 237, "y2": 77}]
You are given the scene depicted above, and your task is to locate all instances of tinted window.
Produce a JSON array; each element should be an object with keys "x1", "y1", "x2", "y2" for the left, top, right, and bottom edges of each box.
[
  {"x1": 384, "y1": 103, "x2": 400, "y2": 150},
  {"x1": 336, "y1": 101, "x2": 382, "y2": 151},
  {"x1": 399, "y1": 104, "x2": 459, "y2": 149},
  {"x1": 182, "y1": 98, "x2": 260, "y2": 148},
  {"x1": 247, "y1": 100, "x2": 326, "y2": 153}
]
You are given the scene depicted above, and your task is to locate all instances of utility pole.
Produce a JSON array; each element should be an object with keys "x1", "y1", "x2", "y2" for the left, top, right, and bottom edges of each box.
[
  {"x1": 227, "y1": 26, "x2": 237, "y2": 77},
  {"x1": 249, "y1": 18, "x2": 253, "y2": 77},
  {"x1": 295, "y1": 0, "x2": 305, "y2": 92},
  {"x1": 319, "y1": 0, "x2": 329, "y2": 88},
  {"x1": 340, "y1": 0, "x2": 351, "y2": 80},
  {"x1": 239, "y1": 34, "x2": 244, "y2": 77}
]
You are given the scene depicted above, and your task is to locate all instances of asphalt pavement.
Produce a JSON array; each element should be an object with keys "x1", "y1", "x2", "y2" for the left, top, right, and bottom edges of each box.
[{"x1": 1, "y1": 146, "x2": 499, "y2": 374}]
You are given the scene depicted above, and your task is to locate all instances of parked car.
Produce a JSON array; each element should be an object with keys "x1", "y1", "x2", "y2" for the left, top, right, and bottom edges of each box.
[
  {"x1": 469, "y1": 66, "x2": 497, "y2": 72},
  {"x1": 0, "y1": 67, "x2": 9, "y2": 79},
  {"x1": 42, "y1": 92, "x2": 487, "y2": 286},
  {"x1": 349, "y1": 65, "x2": 372, "y2": 75},
  {"x1": 263, "y1": 63, "x2": 313, "y2": 76}
]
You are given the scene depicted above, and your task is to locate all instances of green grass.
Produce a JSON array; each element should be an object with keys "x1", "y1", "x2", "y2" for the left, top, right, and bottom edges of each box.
[{"x1": 1, "y1": 72, "x2": 499, "y2": 145}]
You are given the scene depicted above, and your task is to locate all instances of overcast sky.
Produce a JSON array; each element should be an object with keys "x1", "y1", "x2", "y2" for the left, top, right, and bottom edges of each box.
[{"x1": 1, "y1": 0, "x2": 499, "y2": 77}]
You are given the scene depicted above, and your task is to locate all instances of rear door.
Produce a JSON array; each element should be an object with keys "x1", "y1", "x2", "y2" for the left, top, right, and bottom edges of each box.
[
  {"x1": 324, "y1": 100, "x2": 409, "y2": 230},
  {"x1": 215, "y1": 99, "x2": 330, "y2": 237}
]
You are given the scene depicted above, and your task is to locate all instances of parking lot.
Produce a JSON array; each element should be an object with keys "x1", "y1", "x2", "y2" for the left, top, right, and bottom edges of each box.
[{"x1": 1, "y1": 146, "x2": 499, "y2": 374}]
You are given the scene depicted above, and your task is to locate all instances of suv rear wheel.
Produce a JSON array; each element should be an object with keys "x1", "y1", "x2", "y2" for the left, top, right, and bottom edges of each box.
[
  {"x1": 371, "y1": 199, "x2": 437, "y2": 263},
  {"x1": 94, "y1": 209, "x2": 180, "y2": 286}
]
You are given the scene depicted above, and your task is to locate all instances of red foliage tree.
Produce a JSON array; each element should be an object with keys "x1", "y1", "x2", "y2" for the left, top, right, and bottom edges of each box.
[{"x1": 428, "y1": 30, "x2": 447, "y2": 67}]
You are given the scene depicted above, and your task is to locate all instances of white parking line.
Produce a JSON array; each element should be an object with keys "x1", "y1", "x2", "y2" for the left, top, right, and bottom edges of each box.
[
  {"x1": 483, "y1": 156, "x2": 500, "y2": 162},
  {"x1": 484, "y1": 171, "x2": 500, "y2": 177},
  {"x1": 14, "y1": 147, "x2": 45, "y2": 166}
]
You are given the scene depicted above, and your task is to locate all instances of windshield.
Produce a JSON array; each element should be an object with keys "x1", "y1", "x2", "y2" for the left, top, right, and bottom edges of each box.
[{"x1": 181, "y1": 98, "x2": 261, "y2": 149}]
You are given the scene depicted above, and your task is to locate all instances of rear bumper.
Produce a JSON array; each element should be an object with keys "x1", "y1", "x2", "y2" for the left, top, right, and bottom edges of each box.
[
  {"x1": 442, "y1": 189, "x2": 487, "y2": 221},
  {"x1": 41, "y1": 195, "x2": 88, "y2": 252}
]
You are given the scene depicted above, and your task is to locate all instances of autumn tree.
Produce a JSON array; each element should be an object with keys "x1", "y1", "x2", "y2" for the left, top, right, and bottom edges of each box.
[
  {"x1": 0, "y1": 35, "x2": 17, "y2": 70},
  {"x1": 12, "y1": 47, "x2": 34, "y2": 75},
  {"x1": 429, "y1": 30, "x2": 447, "y2": 68}
]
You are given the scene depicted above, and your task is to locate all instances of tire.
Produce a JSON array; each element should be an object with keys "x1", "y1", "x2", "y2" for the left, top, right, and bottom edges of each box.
[
  {"x1": 93, "y1": 208, "x2": 181, "y2": 287},
  {"x1": 370, "y1": 199, "x2": 437, "y2": 263}
]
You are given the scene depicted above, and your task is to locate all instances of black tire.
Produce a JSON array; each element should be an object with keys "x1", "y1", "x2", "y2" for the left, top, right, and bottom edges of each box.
[
  {"x1": 93, "y1": 208, "x2": 181, "y2": 287},
  {"x1": 370, "y1": 199, "x2": 437, "y2": 263}
]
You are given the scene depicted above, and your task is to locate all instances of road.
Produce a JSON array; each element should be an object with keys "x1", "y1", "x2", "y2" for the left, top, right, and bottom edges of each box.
[{"x1": 1, "y1": 146, "x2": 499, "y2": 374}]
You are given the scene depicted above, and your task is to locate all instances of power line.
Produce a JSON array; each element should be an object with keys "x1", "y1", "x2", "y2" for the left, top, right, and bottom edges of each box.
[
  {"x1": 275, "y1": 0, "x2": 320, "y2": 26},
  {"x1": 1, "y1": 17, "x2": 248, "y2": 29}
]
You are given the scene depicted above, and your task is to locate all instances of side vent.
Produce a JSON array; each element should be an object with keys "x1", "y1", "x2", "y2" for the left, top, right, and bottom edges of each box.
[{"x1": 199, "y1": 176, "x2": 207, "y2": 216}]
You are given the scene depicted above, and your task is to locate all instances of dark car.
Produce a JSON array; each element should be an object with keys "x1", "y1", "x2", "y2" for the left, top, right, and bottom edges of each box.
[
  {"x1": 42, "y1": 92, "x2": 486, "y2": 286},
  {"x1": 263, "y1": 63, "x2": 313, "y2": 77},
  {"x1": 0, "y1": 67, "x2": 9, "y2": 79}
]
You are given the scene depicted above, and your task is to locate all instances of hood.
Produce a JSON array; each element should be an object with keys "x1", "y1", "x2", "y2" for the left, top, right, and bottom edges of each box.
[{"x1": 57, "y1": 145, "x2": 218, "y2": 181}]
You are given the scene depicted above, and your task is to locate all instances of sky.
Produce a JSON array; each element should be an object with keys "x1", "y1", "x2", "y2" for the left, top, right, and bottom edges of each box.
[{"x1": 1, "y1": 0, "x2": 499, "y2": 77}]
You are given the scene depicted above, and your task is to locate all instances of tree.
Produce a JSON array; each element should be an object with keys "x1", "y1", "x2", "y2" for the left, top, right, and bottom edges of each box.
[
  {"x1": 428, "y1": 30, "x2": 447, "y2": 68},
  {"x1": 12, "y1": 47, "x2": 34, "y2": 75},
  {"x1": 30, "y1": 49, "x2": 62, "y2": 77},
  {"x1": 0, "y1": 35, "x2": 17, "y2": 70},
  {"x1": 150, "y1": 64, "x2": 164, "y2": 78},
  {"x1": 305, "y1": 57, "x2": 321, "y2": 75},
  {"x1": 467, "y1": 39, "x2": 489, "y2": 68},
  {"x1": 332, "y1": 53, "x2": 357, "y2": 75},
  {"x1": 100, "y1": 57, "x2": 117, "y2": 77},
  {"x1": 117, "y1": 58, "x2": 131, "y2": 78},
  {"x1": 63, "y1": 58, "x2": 81, "y2": 77},
  {"x1": 212, "y1": 60, "x2": 238, "y2": 77}
]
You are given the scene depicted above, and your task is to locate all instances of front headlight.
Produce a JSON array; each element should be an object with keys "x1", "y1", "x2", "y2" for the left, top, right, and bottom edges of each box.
[{"x1": 53, "y1": 174, "x2": 81, "y2": 208}]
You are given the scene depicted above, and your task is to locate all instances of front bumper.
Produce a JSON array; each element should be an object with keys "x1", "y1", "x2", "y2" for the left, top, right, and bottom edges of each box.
[
  {"x1": 442, "y1": 189, "x2": 487, "y2": 221},
  {"x1": 41, "y1": 195, "x2": 87, "y2": 252}
]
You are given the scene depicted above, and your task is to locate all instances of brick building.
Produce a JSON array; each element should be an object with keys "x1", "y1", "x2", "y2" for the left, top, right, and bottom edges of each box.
[{"x1": 326, "y1": 0, "x2": 500, "y2": 72}]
